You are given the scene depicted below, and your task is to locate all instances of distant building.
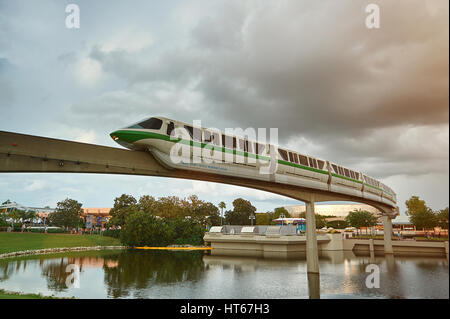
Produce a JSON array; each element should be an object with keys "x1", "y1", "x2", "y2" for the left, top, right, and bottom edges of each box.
[
  {"x1": 0, "y1": 202, "x2": 112, "y2": 227},
  {"x1": 0, "y1": 201, "x2": 55, "y2": 221},
  {"x1": 283, "y1": 203, "x2": 381, "y2": 220}
]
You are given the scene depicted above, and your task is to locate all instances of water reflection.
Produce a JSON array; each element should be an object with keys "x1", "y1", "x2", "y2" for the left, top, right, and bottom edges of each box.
[{"x1": 0, "y1": 249, "x2": 447, "y2": 299}]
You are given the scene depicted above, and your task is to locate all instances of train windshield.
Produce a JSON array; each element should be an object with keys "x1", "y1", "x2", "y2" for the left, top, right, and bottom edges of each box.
[{"x1": 127, "y1": 117, "x2": 163, "y2": 130}]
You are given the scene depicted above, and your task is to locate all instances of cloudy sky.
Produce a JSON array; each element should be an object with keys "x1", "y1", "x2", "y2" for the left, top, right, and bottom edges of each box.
[{"x1": 0, "y1": 0, "x2": 448, "y2": 214}]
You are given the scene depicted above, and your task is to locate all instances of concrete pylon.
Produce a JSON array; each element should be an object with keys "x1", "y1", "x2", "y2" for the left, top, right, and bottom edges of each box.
[
  {"x1": 306, "y1": 198, "x2": 319, "y2": 274},
  {"x1": 382, "y1": 215, "x2": 393, "y2": 254}
]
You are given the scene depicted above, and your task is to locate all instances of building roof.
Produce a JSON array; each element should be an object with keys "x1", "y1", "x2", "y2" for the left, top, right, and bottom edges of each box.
[{"x1": 284, "y1": 203, "x2": 381, "y2": 217}]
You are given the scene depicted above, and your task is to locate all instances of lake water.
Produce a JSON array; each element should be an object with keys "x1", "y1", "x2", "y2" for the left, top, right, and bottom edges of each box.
[{"x1": 0, "y1": 249, "x2": 448, "y2": 299}]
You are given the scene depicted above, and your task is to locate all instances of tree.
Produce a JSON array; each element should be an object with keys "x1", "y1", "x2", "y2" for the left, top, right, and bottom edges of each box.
[
  {"x1": 272, "y1": 207, "x2": 291, "y2": 219},
  {"x1": 120, "y1": 211, "x2": 174, "y2": 247},
  {"x1": 224, "y1": 198, "x2": 256, "y2": 225},
  {"x1": 109, "y1": 194, "x2": 137, "y2": 227},
  {"x1": 2, "y1": 199, "x2": 11, "y2": 205},
  {"x1": 409, "y1": 208, "x2": 437, "y2": 230},
  {"x1": 405, "y1": 196, "x2": 428, "y2": 216},
  {"x1": 49, "y1": 198, "x2": 83, "y2": 230},
  {"x1": 256, "y1": 212, "x2": 271, "y2": 225},
  {"x1": 405, "y1": 196, "x2": 437, "y2": 230},
  {"x1": 436, "y1": 207, "x2": 449, "y2": 230},
  {"x1": 345, "y1": 209, "x2": 378, "y2": 235}
]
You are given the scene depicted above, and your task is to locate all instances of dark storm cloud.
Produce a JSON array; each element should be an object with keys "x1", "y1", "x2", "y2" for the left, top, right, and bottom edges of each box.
[{"x1": 70, "y1": 0, "x2": 448, "y2": 180}]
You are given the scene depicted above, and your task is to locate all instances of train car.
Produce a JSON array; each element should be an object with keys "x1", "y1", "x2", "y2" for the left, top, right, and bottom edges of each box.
[{"x1": 110, "y1": 116, "x2": 397, "y2": 208}]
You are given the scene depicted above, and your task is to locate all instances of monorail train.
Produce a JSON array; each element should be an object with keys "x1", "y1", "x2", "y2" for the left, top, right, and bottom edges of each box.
[{"x1": 110, "y1": 116, "x2": 397, "y2": 208}]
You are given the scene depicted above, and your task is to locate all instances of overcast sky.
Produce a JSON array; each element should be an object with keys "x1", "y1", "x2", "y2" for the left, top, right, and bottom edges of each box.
[{"x1": 0, "y1": 0, "x2": 448, "y2": 214}]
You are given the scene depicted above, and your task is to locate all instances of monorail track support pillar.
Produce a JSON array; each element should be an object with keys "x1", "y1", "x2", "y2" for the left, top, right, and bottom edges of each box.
[
  {"x1": 382, "y1": 215, "x2": 393, "y2": 254},
  {"x1": 306, "y1": 197, "x2": 319, "y2": 274}
]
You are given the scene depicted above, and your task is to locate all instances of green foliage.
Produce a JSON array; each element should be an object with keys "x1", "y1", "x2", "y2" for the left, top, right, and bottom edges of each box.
[
  {"x1": 405, "y1": 196, "x2": 437, "y2": 230},
  {"x1": 272, "y1": 207, "x2": 291, "y2": 219},
  {"x1": 224, "y1": 198, "x2": 256, "y2": 225},
  {"x1": 405, "y1": 196, "x2": 428, "y2": 216},
  {"x1": 102, "y1": 229, "x2": 121, "y2": 238},
  {"x1": 166, "y1": 218, "x2": 206, "y2": 246},
  {"x1": 255, "y1": 213, "x2": 271, "y2": 225},
  {"x1": 345, "y1": 209, "x2": 378, "y2": 230},
  {"x1": 108, "y1": 194, "x2": 138, "y2": 227},
  {"x1": 436, "y1": 207, "x2": 449, "y2": 229},
  {"x1": 49, "y1": 198, "x2": 83, "y2": 229},
  {"x1": 119, "y1": 211, "x2": 175, "y2": 247}
]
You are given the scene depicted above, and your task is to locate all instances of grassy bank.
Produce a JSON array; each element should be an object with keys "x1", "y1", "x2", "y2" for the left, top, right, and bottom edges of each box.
[
  {"x1": 0, "y1": 289, "x2": 63, "y2": 299},
  {"x1": 0, "y1": 232, "x2": 122, "y2": 255}
]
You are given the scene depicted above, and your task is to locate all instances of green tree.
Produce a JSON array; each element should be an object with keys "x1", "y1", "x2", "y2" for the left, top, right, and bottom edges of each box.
[
  {"x1": 405, "y1": 196, "x2": 437, "y2": 230},
  {"x1": 272, "y1": 207, "x2": 291, "y2": 219},
  {"x1": 405, "y1": 196, "x2": 428, "y2": 216},
  {"x1": 256, "y1": 212, "x2": 271, "y2": 225},
  {"x1": 345, "y1": 209, "x2": 378, "y2": 235},
  {"x1": 109, "y1": 194, "x2": 137, "y2": 227},
  {"x1": 436, "y1": 207, "x2": 449, "y2": 230},
  {"x1": 49, "y1": 198, "x2": 83, "y2": 230},
  {"x1": 225, "y1": 198, "x2": 256, "y2": 225},
  {"x1": 7, "y1": 209, "x2": 23, "y2": 226},
  {"x1": 120, "y1": 211, "x2": 175, "y2": 247},
  {"x1": 409, "y1": 208, "x2": 437, "y2": 230}
]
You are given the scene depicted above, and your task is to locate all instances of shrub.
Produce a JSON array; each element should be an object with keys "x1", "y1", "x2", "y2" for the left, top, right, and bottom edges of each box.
[
  {"x1": 102, "y1": 229, "x2": 121, "y2": 238},
  {"x1": 120, "y1": 211, "x2": 175, "y2": 247}
]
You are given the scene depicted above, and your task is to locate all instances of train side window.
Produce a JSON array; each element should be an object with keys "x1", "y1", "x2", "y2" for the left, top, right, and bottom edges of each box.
[
  {"x1": 193, "y1": 128, "x2": 202, "y2": 141},
  {"x1": 338, "y1": 167, "x2": 344, "y2": 176},
  {"x1": 308, "y1": 157, "x2": 314, "y2": 167},
  {"x1": 344, "y1": 168, "x2": 350, "y2": 178},
  {"x1": 332, "y1": 164, "x2": 338, "y2": 173},
  {"x1": 184, "y1": 125, "x2": 193, "y2": 139},
  {"x1": 317, "y1": 160, "x2": 324, "y2": 170},
  {"x1": 238, "y1": 139, "x2": 245, "y2": 150},
  {"x1": 255, "y1": 143, "x2": 265, "y2": 155},
  {"x1": 278, "y1": 149, "x2": 288, "y2": 161},
  {"x1": 212, "y1": 133, "x2": 220, "y2": 146},
  {"x1": 223, "y1": 135, "x2": 233, "y2": 149},
  {"x1": 355, "y1": 172, "x2": 359, "y2": 179},
  {"x1": 313, "y1": 159, "x2": 318, "y2": 168},
  {"x1": 245, "y1": 140, "x2": 252, "y2": 153},
  {"x1": 166, "y1": 122, "x2": 175, "y2": 136},
  {"x1": 299, "y1": 155, "x2": 308, "y2": 166},
  {"x1": 233, "y1": 137, "x2": 237, "y2": 149},
  {"x1": 289, "y1": 152, "x2": 294, "y2": 162},
  {"x1": 293, "y1": 153, "x2": 299, "y2": 164},
  {"x1": 204, "y1": 130, "x2": 212, "y2": 143},
  {"x1": 350, "y1": 171, "x2": 355, "y2": 179}
]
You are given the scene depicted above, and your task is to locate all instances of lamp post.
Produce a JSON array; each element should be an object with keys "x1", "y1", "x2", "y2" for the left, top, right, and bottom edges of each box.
[
  {"x1": 249, "y1": 213, "x2": 255, "y2": 226},
  {"x1": 280, "y1": 213, "x2": 285, "y2": 226}
]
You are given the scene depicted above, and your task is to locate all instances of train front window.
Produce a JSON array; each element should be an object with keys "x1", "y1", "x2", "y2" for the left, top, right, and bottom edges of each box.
[{"x1": 130, "y1": 117, "x2": 163, "y2": 130}]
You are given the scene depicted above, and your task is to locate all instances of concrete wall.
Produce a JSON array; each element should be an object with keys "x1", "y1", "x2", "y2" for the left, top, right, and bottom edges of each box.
[{"x1": 204, "y1": 232, "x2": 449, "y2": 257}]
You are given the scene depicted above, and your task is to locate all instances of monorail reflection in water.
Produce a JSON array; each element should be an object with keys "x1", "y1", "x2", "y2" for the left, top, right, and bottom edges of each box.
[{"x1": 0, "y1": 250, "x2": 448, "y2": 299}]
